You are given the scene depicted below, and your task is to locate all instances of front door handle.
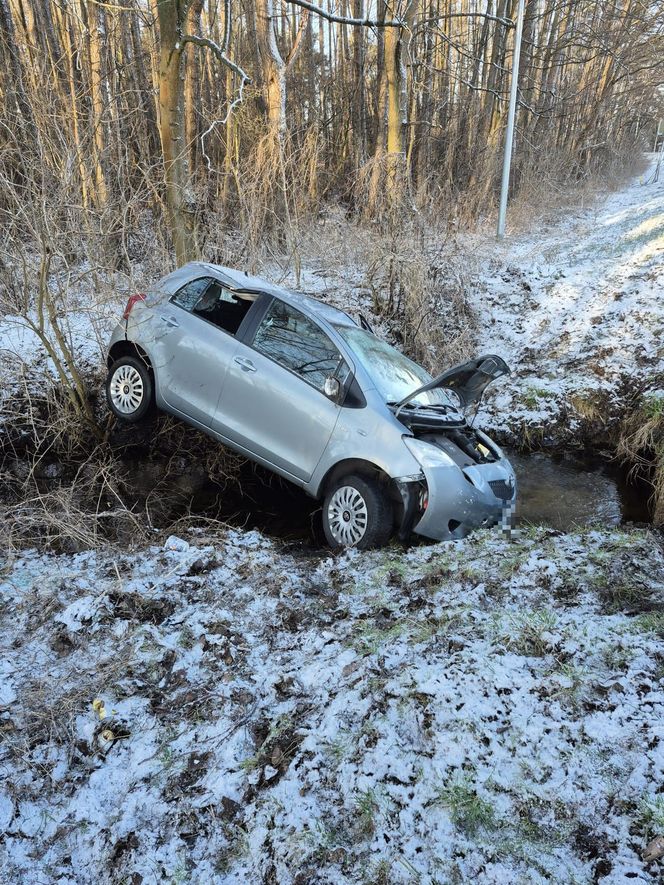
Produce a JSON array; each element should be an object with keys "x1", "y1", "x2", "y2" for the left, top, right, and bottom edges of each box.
[
  {"x1": 234, "y1": 356, "x2": 257, "y2": 373},
  {"x1": 160, "y1": 315, "x2": 179, "y2": 328}
]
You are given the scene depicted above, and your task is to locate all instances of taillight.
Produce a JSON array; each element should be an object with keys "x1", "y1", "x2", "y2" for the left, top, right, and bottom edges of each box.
[{"x1": 123, "y1": 293, "x2": 146, "y2": 320}]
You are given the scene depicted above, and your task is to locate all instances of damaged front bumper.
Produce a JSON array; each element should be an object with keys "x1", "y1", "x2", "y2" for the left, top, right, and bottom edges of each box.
[{"x1": 411, "y1": 457, "x2": 517, "y2": 541}]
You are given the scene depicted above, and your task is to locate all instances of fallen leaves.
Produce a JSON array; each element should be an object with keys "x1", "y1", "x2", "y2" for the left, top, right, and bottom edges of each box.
[
  {"x1": 91, "y1": 698, "x2": 107, "y2": 720},
  {"x1": 643, "y1": 835, "x2": 664, "y2": 863}
]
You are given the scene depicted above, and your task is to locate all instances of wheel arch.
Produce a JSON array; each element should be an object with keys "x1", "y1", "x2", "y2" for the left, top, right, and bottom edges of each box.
[
  {"x1": 317, "y1": 458, "x2": 399, "y2": 503},
  {"x1": 107, "y1": 340, "x2": 154, "y2": 372}
]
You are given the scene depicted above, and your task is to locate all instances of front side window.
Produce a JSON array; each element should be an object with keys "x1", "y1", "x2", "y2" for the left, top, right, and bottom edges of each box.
[{"x1": 253, "y1": 299, "x2": 342, "y2": 392}]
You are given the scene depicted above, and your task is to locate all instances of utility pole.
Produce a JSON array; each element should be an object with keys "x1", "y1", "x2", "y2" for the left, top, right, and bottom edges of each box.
[{"x1": 497, "y1": 0, "x2": 525, "y2": 239}]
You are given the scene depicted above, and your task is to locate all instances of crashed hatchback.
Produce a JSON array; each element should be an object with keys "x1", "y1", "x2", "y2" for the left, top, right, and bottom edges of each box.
[{"x1": 106, "y1": 262, "x2": 516, "y2": 548}]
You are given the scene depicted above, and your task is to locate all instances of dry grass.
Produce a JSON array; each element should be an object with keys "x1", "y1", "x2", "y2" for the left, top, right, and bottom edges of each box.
[
  {"x1": 568, "y1": 390, "x2": 608, "y2": 424},
  {"x1": 0, "y1": 388, "x2": 247, "y2": 557},
  {"x1": 618, "y1": 392, "x2": 664, "y2": 524},
  {"x1": 205, "y1": 130, "x2": 324, "y2": 271},
  {"x1": 504, "y1": 139, "x2": 648, "y2": 234},
  {"x1": 360, "y1": 223, "x2": 477, "y2": 371},
  {"x1": 0, "y1": 455, "x2": 151, "y2": 556}
]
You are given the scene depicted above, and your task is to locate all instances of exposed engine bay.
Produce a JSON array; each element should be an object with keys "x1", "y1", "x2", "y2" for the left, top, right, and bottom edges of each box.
[
  {"x1": 419, "y1": 429, "x2": 499, "y2": 467},
  {"x1": 392, "y1": 406, "x2": 499, "y2": 467}
]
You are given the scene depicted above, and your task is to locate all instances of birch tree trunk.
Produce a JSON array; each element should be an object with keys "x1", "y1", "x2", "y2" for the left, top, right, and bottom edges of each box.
[{"x1": 255, "y1": 0, "x2": 286, "y2": 135}]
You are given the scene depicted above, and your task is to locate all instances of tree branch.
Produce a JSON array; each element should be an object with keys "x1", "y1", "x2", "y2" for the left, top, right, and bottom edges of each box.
[
  {"x1": 420, "y1": 11, "x2": 514, "y2": 28},
  {"x1": 284, "y1": 0, "x2": 404, "y2": 28},
  {"x1": 285, "y1": 9, "x2": 310, "y2": 69},
  {"x1": 180, "y1": 31, "x2": 252, "y2": 83}
]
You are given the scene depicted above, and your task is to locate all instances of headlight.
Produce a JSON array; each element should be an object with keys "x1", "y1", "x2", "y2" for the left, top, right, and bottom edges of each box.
[
  {"x1": 477, "y1": 430, "x2": 503, "y2": 459},
  {"x1": 403, "y1": 436, "x2": 456, "y2": 468}
]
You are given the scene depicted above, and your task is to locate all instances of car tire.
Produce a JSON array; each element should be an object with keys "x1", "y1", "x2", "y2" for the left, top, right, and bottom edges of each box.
[
  {"x1": 106, "y1": 355, "x2": 154, "y2": 423},
  {"x1": 322, "y1": 474, "x2": 393, "y2": 550}
]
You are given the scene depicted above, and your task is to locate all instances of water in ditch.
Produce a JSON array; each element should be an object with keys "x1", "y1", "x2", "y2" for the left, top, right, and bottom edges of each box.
[
  {"x1": 115, "y1": 446, "x2": 651, "y2": 545},
  {"x1": 1, "y1": 440, "x2": 652, "y2": 548},
  {"x1": 504, "y1": 448, "x2": 650, "y2": 532}
]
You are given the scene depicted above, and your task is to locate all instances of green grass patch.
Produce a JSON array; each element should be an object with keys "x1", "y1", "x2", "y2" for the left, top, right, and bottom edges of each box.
[
  {"x1": 435, "y1": 776, "x2": 497, "y2": 834},
  {"x1": 630, "y1": 611, "x2": 664, "y2": 636},
  {"x1": 637, "y1": 793, "x2": 664, "y2": 834},
  {"x1": 522, "y1": 386, "x2": 551, "y2": 410},
  {"x1": 500, "y1": 609, "x2": 558, "y2": 656}
]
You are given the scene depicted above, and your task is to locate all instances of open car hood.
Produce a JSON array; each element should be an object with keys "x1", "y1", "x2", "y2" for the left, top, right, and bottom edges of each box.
[{"x1": 395, "y1": 354, "x2": 510, "y2": 412}]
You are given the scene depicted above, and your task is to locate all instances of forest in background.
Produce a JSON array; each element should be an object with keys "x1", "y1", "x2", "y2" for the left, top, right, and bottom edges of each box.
[{"x1": 1, "y1": 0, "x2": 663, "y2": 268}]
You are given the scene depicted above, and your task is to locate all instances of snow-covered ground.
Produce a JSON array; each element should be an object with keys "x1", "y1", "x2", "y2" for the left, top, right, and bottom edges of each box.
[
  {"x1": 1, "y1": 526, "x2": 663, "y2": 884},
  {"x1": 472, "y1": 154, "x2": 664, "y2": 445}
]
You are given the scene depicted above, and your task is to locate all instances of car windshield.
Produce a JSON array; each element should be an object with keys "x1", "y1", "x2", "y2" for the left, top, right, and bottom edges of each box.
[{"x1": 335, "y1": 326, "x2": 457, "y2": 408}]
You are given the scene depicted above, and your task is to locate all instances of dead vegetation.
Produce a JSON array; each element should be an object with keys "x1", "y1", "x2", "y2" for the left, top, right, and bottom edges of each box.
[
  {"x1": 618, "y1": 388, "x2": 664, "y2": 524},
  {"x1": 0, "y1": 385, "x2": 249, "y2": 556}
]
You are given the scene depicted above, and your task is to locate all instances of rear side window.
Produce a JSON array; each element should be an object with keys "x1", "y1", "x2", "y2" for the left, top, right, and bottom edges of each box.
[
  {"x1": 172, "y1": 277, "x2": 211, "y2": 311},
  {"x1": 192, "y1": 282, "x2": 256, "y2": 336},
  {"x1": 172, "y1": 277, "x2": 257, "y2": 336},
  {"x1": 253, "y1": 299, "x2": 342, "y2": 392}
]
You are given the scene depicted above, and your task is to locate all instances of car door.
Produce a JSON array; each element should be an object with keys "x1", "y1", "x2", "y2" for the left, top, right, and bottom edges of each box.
[
  {"x1": 211, "y1": 297, "x2": 344, "y2": 482},
  {"x1": 149, "y1": 276, "x2": 257, "y2": 425}
]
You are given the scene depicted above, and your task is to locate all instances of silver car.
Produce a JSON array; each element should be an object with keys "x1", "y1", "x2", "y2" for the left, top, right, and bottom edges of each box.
[{"x1": 105, "y1": 262, "x2": 516, "y2": 548}]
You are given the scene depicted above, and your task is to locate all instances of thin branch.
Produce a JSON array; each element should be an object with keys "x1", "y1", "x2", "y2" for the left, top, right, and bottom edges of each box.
[
  {"x1": 284, "y1": 0, "x2": 404, "y2": 28},
  {"x1": 199, "y1": 75, "x2": 248, "y2": 173},
  {"x1": 419, "y1": 11, "x2": 514, "y2": 28},
  {"x1": 180, "y1": 32, "x2": 252, "y2": 84},
  {"x1": 286, "y1": 9, "x2": 310, "y2": 69}
]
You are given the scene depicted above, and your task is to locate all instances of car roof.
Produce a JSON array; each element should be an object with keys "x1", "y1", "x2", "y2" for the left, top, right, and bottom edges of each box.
[{"x1": 160, "y1": 262, "x2": 356, "y2": 328}]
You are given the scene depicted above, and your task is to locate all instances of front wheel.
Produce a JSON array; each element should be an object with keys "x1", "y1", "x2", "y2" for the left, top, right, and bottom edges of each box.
[
  {"x1": 322, "y1": 474, "x2": 393, "y2": 550},
  {"x1": 106, "y1": 356, "x2": 154, "y2": 423}
]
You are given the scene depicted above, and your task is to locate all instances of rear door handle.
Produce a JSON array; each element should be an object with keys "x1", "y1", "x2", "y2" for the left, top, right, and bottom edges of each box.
[
  {"x1": 234, "y1": 356, "x2": 257, "y2": 373},
  {"x1": 160, "y1": 315, "x2": 179, "y2": 328}
]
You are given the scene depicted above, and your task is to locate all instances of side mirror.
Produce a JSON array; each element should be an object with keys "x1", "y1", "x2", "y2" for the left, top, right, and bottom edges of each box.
[
  {"x1": 324, "y1": 377, "x2": 341, "y2": 400},
  {"x1": 359, "y1": 313, "x2": 375, "y2": 334}
]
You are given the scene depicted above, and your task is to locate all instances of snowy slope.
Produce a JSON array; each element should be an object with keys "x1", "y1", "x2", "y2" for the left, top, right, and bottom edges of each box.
[
  {"x1": 1, "y1": 526, "x2": 663, "y2": 884},
  {"x1": 469, "y1": 155, "x2": 664, "y2": 444}
]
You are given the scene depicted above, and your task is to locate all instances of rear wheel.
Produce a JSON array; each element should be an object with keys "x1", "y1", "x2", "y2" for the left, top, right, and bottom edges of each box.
[
  {"x1": 322, "y1": 474, "x2": 393, "y2": 550},
  {"x1": 106, "y1": 356, "x2": 154, "y2": 423}
]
